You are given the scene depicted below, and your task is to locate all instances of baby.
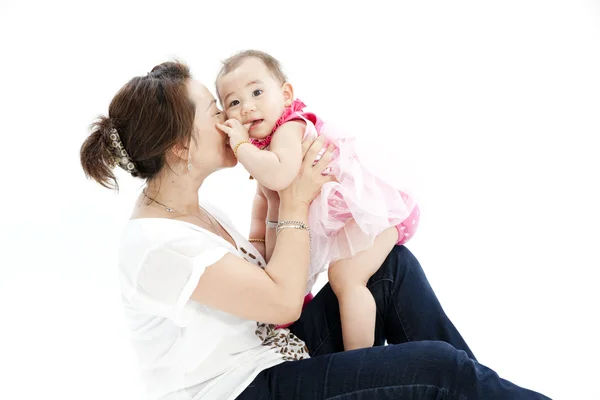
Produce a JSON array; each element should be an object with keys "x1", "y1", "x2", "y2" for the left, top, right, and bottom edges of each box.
[{"x1": 216, "y1": 50, "x2": 419, "y2": 350}]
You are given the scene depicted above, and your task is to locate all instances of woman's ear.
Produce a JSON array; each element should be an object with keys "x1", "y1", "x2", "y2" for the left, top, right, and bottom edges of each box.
[
  {"x1": 169, "y1": 142, "x2": 189, "y2": 163},
  {"x1": 282, "y1": 82, "x2": 294, "y2": 106}
]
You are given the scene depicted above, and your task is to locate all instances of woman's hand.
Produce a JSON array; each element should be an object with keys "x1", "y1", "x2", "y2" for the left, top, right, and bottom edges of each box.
[
  {"x1": 279, "y1": 136, "x2": 336, "y2": 207},
  {"x1": 217, "y1": 119, "x2": 251, "y2": 150}
]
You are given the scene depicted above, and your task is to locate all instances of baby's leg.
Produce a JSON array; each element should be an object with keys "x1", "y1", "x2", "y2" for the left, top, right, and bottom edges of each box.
[
  {"x1": 329, "y1": 264, "x2": 376, "y2": 351},
  {"x1": 328, "y1": 226, "x2": 399, "y2": 350}
]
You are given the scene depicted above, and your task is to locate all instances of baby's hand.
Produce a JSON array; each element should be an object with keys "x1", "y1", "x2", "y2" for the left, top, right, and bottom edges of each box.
[{"x1": 217, "y1": 119, "x2": 252, "y2": 149}]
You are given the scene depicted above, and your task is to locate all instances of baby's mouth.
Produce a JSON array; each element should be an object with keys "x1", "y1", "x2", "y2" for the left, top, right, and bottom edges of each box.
[{"x1": 248, "y1": 119, "x2": 264, "y2": 131}]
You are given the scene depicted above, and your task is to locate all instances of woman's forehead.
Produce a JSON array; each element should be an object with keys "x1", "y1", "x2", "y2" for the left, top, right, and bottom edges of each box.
[{"x1": 187, "y1": 79, "x2": 214, "y2": 105}]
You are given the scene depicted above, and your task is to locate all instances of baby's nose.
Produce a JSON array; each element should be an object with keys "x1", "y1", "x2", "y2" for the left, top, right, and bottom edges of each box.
[{"x1": 242, "y1": 101, "x2": 255, "y2": 114}]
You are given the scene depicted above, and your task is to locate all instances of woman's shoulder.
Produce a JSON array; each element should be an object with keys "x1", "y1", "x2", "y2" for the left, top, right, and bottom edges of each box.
[
  {"x1": 122, "y1": 216, "x2": 199, "y2": 239},
  {"x1": 121, "y1": 199, "x2": 237, "y2": 256},
  {"x1": 118, "y1": 218, "x2": 223, "y2": 270}
]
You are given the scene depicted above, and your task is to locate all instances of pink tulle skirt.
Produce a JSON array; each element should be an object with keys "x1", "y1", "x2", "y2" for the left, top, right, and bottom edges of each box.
[
  {"x1": 259, "y1": 100, "x2": 419, "y2": 293},
  {"x1": 306, "y1": 121, "x2": 418, "y2": 289}
]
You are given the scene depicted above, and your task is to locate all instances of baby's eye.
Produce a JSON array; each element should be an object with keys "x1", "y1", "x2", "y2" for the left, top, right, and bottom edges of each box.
[
  {"x1": 252, "y1": 89, "x2": 263, "y2": 97},
  {"x1": 214, "y1": 111, "x2": 222, "y2": 116},
  {"x1": 229, "y1": 100, "x2": 240, "y2": 107}
]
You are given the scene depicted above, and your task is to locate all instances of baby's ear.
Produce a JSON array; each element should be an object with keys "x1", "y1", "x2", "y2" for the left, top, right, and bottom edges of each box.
[{"x1": 282, "y1": 82, "x2": 294, "y2": 106}]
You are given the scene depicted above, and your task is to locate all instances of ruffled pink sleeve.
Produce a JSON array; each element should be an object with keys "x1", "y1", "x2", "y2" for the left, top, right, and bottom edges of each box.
[{"x1": 249, "y1": 99, "x2": 325, "y2": 150}]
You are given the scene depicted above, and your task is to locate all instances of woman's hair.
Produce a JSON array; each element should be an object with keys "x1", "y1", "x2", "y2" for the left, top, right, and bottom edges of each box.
[
  {"x1": 80, "y1": 61, "x2": 195, "y2": 190},
  {"x1": 215, "y1": 50, "x2": 287, "y2": 101}
]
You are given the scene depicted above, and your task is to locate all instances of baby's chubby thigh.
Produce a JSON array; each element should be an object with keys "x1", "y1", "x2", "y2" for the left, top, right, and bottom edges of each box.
[{"x1": 327, "y1": 226, "x2": 398, "y2": 296}]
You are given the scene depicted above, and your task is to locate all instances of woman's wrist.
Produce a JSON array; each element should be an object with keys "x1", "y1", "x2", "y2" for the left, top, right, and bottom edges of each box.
[
  {"x1": 279, "y1": 190, "x2": 310, "y2": 210},
  {"x1": 278, "y1": 199, "x2": 309, "y2": 223}
]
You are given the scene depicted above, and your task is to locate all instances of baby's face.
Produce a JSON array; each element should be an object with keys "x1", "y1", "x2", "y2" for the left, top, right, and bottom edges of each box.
[{"x1": 217, "y1": 57, "x2": 290, "y2": 139}]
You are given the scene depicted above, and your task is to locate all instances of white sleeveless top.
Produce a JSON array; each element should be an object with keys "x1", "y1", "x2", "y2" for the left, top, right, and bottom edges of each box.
[{"x1": 118, "y1": 201, "x2": 309, "y2": 400}]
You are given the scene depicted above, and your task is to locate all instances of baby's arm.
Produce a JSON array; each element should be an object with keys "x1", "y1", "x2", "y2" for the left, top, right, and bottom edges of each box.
[
  {"x1": 249, "y1": 182, "x2": 268, "y2": 259},
  {"x1": 237, "y1": 121, "x2": 305, "y2": 191}
]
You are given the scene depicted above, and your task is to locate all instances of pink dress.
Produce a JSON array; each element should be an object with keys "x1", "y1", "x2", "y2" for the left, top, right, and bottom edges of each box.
[{"x1": 251, "y1": 99, "x2": 420, "y2": 292}]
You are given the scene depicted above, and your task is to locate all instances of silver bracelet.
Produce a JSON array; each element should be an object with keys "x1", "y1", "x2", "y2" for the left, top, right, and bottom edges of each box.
[
  {"x1": 276, "y1": 220, "x2": 311, "y2": 243},
  {"x1": 276, "y1": 220, "x2": 309, "y2": 230},
  {"x1": 265, "y1": 219, "x2": 278, "y2": 229}
]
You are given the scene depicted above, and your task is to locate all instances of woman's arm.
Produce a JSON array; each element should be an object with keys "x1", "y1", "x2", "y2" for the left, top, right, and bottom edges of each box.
[
  {"x1": 195, "y1": 200, "x2": 310, "y2": 324},
  {"x1": 191, "y1": 137, "x2": 334, "y2": 325}
]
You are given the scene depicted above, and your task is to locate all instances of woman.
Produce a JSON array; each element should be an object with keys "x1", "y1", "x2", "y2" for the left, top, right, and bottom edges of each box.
[{"x1": 80, "y1": 61, "x2": 549, "y2": 399}]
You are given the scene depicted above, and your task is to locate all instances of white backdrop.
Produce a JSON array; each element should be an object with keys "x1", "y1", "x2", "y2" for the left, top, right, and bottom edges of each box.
[{"x1": 1, "y1": 1, "x2": 599, "y2": 399}]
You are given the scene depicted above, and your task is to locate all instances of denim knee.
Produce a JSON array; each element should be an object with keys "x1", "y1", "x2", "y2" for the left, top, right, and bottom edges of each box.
[
  {"x1": 379, "y1": 245, "x2": 416, "y2": 281},
  {"x1": 410, "y1": 341, "x2": 470, "y2": 390}
]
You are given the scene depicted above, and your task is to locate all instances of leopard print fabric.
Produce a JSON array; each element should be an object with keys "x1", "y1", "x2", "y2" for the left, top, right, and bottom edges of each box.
[{"x1": 255, "y1": 322, "x2": 310, "y2": 361}]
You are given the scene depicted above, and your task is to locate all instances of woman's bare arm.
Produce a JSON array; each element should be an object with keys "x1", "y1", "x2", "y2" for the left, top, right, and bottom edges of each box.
[
  {"x1": 191, "y1": 136, "x2": 334, "y2": 324},
  {"x1": 193, "y1": 201, "x2": 310, "y2": 324}
]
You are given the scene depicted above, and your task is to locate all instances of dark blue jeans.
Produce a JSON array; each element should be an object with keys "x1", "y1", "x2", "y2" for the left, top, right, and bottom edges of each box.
[{"x1": 237, "y1": 246, "x2": 550, "y2": 399}]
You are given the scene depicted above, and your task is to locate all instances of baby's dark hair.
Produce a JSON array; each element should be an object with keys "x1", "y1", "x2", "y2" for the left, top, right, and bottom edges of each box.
[{"x1": 215, "y1": 50, "x2": 287, "y2": 101}]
